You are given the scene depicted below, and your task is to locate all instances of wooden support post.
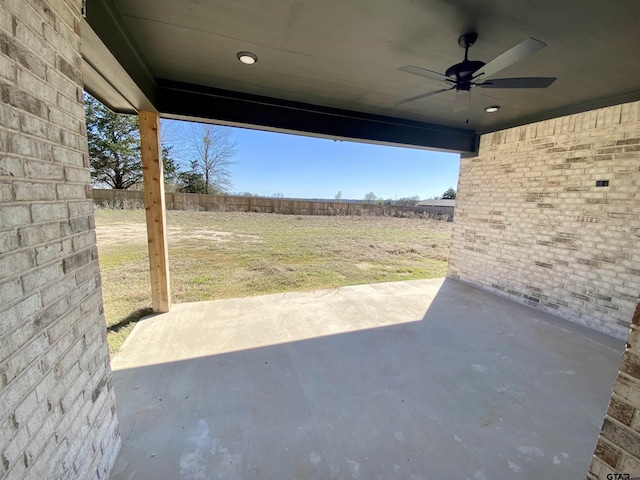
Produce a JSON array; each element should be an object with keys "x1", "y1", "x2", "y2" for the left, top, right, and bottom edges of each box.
[{"x1": 139, "y1": 111, "x2": 171, "y2": 312}]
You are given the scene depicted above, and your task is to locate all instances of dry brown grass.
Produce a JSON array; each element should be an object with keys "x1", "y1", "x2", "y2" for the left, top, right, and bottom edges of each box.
[{"x1": 96, "y1": 209, "x2": 452, "y2": 354}]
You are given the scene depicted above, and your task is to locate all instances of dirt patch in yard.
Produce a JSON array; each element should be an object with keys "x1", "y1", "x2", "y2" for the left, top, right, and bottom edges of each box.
[{"x1": 96, "y1": 224, "x2": 261, "y2": 248}]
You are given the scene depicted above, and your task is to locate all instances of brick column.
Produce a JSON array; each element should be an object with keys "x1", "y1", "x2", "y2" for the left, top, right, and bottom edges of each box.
[{"x1": 588, "y1": 301, "x2": 640, "y2": 478}]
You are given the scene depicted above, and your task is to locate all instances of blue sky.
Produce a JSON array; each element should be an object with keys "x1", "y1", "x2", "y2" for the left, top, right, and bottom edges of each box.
[{"x1": 163, "y1": 120, "x2": 460, "y2": 200}]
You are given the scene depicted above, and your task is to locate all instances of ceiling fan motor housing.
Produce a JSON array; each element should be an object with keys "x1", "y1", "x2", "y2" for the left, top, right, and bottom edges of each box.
[{"x1": 445, "y1": 60, "x2": 485, "y2": 86}]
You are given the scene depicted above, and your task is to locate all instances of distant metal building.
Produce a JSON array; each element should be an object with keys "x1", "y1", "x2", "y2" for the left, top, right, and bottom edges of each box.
[{"x1": 416, "y1": 200, "x2": 455, "y2": 218}]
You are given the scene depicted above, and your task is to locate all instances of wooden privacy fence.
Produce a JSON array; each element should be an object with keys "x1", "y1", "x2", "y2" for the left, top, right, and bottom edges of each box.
[{"x1": 91, "y1": 189, "x2": 454, "y2": 219}]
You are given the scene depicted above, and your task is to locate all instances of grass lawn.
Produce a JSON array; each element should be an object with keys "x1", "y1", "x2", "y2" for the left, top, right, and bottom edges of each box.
[{"x1": 95, "y1": 209, "x2": 452, "y2": 355}]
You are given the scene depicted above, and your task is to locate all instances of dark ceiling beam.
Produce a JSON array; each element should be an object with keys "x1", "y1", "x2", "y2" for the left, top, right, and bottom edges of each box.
[
  {"x1": 156, "y1": 80, "x2": 478, "y2": 155},
  {"x1": 83, "y1": 0, "x2": 156, "y2": 112}
]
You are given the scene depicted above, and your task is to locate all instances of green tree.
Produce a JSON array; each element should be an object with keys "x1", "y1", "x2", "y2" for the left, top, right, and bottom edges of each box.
[
  {"x1": 441, "y1": 187, "x2": 457, "y2": 199},
  {"x1": 85, "y1": 94, "x2": 180, "y2": 189},
  {"x1": 85, "y1": 94, "x2": 142, "y2": 189},
  {"x1": 177, "y1": 170, "x2": 207, "y2": 194},
  {"x1": 162, "y1": 145, "x2": 180, "y2": 185}
]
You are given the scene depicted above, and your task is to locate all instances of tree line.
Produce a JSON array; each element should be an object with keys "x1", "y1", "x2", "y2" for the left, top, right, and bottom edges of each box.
[
  {"x1": 85, "y1": 94, "x2": 236, "y2": 194},
  {"x1": 85, "y1": 94, "x2": 457, "y2": 202},
  {"x1": 358, "y1": 187, "x2": 456, "y2": 206}
]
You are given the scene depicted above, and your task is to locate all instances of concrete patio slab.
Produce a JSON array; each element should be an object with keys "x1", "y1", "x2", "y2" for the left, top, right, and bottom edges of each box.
[{"x1": 109, "y1": 278, "x2": 624, "y2": 480}]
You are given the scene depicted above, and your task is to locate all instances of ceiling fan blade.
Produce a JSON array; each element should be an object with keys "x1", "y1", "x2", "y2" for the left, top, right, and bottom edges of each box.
[
  {"x1": 454, "y1": 90, "x2": 471, "y2": 112},
  {"x1": 478, "y1": 77, "x2": 556, "y2": 88},
  {"x1": 398, "y1": 65, "x2": 451, "y2": 83},
  {"x1": 473, "y1": 38, "x2": 547, "y2": 80},
  {"x1": 395, "y1": 87, "x2": 452, "y2": 106}
]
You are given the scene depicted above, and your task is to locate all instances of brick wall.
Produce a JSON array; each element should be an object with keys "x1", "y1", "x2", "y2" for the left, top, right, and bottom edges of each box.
[
  {"x1": 449, "y1": 101, "x2": 640, "y2": 339},
  {"x1": 588, "y1": 300, "x2": 640, "y2": 478},
  {"x1": 0, "y1": 1, "x2": 120, "y2": 479}
]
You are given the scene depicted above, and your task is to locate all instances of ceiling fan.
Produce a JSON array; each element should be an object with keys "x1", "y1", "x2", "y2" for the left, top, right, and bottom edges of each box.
[{"x1": 396, "y1": 33, "x2": 556, "y2": 112}]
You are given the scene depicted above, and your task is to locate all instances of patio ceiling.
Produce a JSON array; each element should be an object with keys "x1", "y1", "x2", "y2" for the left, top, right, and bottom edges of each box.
[{"x1": 82, "y1": 0, "x2": 640, "y2": 154}]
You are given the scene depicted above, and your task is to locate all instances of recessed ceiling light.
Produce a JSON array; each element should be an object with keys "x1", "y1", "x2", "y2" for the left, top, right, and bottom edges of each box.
[
  {"x1": 484, "y1": 105, "x2": 500, "y2": 113},
  {"x1": 237, "y1": 51, "x2": 258, "y2": 65}
]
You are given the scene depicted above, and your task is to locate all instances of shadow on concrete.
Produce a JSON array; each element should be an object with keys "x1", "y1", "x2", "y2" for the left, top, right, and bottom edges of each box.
[{"x1": 109, "y1": 278, "x2": 624, "y2": 480}]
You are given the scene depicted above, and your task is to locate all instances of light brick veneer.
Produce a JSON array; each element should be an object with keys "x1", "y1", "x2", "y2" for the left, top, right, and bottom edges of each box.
[
  {"x1": 0, "y1": 1, "x2": 120, "y2": 479},
  {"x1": 449, "y1": 101, "x2": 640, "y2": 339},
  {"x1": 448, "y1": 101, "x2": 640, "y2": 477},
  {"x1": 588, "y1": 299, "x2": 640, "y2": 478}
]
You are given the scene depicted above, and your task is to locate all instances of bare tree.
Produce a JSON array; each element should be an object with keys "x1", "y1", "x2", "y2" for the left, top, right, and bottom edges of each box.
[
  {"x1": 186, "y1": 123, "x2": 238, "y2": 194},
  {"x1": 396, "y1": 195, "x2": 421, "y2": 206},
  {"x1": 363, "y1": 192, "x2": 377, "y2": 204}
]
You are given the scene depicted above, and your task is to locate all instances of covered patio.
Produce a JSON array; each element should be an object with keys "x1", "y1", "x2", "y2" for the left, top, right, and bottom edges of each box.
[
  {"x1": 1, "y1": 0, "x2": 638, "y2": 478},
  {"x1": 80, "y1": 0, "x2": 639, "y2": 475},
  {"x1": 109, "y1": 278, "x2": 623, "y2": 479}
]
